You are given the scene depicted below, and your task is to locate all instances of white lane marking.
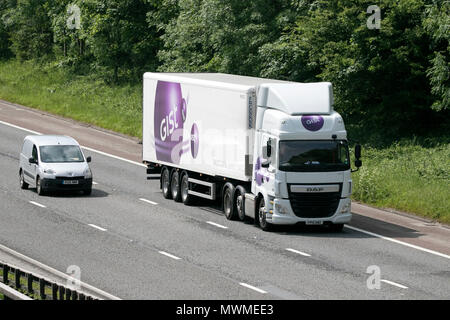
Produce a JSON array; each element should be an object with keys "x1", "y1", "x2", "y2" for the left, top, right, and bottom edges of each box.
[
  {"x1": 0, "y1": 120, "x2": 146, "y2": 168},
  {"x1": 0, "y1": 120, "x2": 41, "y2": 135},
  {"x1": 3, "y1": 119, "x2": 448, "y2": 260},
  {"x1": 286, "y1": 248, "x2": 311, "y2": 257},
  {"x1": 139, "y1": 198, "x2": 158, "y2": 205},
  {"x1": 381, "y1": 279, "x2": 408, "y2": 289},
  {"x1": 0, "y1": 243, "x2": 121, "y2": 300},
  {"x1": 158, "y1": 251, "x2": 182, "y2": 260},
  {"x1": 239, "y1": 283, "x2": 267, "y2": 294},
  {"x1": 88, "y1": 224, "x2": 107, "y2": 232},
  {"x1": 29, "y1": 201, "x2": 46, "y2": 208},
  {"x1": 345, "y1": 225, "x2": 450, "y2": 260},
  {"x1": 206, "y1": 221, "x2": 228, "y2": 229},
  {"x1": 92, "y1": 181, "x2": 98, "y2": 185}
]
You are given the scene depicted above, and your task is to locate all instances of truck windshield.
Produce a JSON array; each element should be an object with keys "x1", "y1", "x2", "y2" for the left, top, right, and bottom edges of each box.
[
  {"x1": 39, "y1": 145, "x2": 85, "y2": 163},
  {"x1": 279, "y1": 140, "x2": 350, "y2": 172}
]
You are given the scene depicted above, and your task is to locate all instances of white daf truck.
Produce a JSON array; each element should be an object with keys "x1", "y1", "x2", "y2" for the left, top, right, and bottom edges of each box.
[{"x1": 142, "y1": 73, "x2": 362, "y2": 231}]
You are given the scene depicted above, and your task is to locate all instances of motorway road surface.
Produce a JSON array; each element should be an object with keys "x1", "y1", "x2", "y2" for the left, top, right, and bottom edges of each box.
[{"x1": 0, "y1": 100, "x2": 449, "y2": 299}]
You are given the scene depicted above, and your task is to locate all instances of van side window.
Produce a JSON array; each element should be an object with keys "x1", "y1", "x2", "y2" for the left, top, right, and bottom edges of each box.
[{"x1": 32, "y1": 145, "x2": 38, "y2": 161}]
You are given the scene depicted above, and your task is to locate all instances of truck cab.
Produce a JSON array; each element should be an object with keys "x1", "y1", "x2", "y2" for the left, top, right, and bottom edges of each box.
[{"x1": 245, "y1": 82, "x2": 361, "y2": 231}]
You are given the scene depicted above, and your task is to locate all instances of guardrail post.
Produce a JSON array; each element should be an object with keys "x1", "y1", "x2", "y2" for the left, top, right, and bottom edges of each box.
[
  {"x1": 27, "y1": 273, "x2": 33, "y2": 295},
  {"x1": 14, "y1": 269, "x2": 21, "y2": 289},
  {"x1": 52, "y1": 283, "x2": 58, "y2": 300},
  {"x1": 79, "y1": 293, "x2": 85, "y2": 300},
  {"x1": 71, "y1": 290, "x2": 78, "y2": 300},
  {"x1": 3, "y1": 265, "x2": 9, "y2": 284},
  {"x1": 59, "y1": 286, "x2": 65, "y2": 300},
  {"x1": 39, "y1": 278, "x2": 46, "y2": 300},
  {"x1": 65, "y1": 288, "x2": 71, "y2": 300}
]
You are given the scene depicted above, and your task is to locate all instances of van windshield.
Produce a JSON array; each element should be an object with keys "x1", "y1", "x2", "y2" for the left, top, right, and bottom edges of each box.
[
  {"x1": 279, "y1": 140, "x2": 350, "y2": 172},
  {"x1": 39, "y1": 145, "x2": 85, "y2": 163}
]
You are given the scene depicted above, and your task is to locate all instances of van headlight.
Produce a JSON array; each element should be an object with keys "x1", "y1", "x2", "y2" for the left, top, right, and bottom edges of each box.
[
  {"x1": 84, "y1": 168, "x2": 92, "y2": 179},
  {"x1": 44, "y1": 169, "x2": 55, "y2": 175}
]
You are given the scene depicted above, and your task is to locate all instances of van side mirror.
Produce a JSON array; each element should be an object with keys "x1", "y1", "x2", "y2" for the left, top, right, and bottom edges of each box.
[
  {"x1": 86, "y1": 156, "x2": 92, "y2": 163},
  {"x1": 29, "y1": 157, "x2": 37, "y2": 164}
]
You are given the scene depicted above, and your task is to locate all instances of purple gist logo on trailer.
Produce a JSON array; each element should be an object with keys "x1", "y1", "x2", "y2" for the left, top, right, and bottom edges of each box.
[
  {"x1": 191, "y1": 123, "x2": 199, "y2": 159},
  {"x1": 154, "y1": 81, "x2": 184, "y2": 164},
  {"x1": 301, "y1": 115, "x2": 324, "y2": 131}
]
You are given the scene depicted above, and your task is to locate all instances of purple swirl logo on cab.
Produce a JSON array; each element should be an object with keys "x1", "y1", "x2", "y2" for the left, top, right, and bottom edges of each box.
[{"x1": 301, "y1": 115, "x2": 324, "y2": 131}]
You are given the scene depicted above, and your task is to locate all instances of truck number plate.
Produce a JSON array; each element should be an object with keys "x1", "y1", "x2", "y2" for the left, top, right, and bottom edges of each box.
[
  {"x1": 63, "y1": 180, "x2": 79, "y2": 185},
  {"x1": 305, "y1": 220, "x2": 323, "y2": 225}
]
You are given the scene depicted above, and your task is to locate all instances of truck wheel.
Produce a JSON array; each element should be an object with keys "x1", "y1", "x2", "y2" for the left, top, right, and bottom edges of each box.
[
  {"x1": 258, "y1": 197, "x2": 272, "y2": 231},
  {"x1": 223, "y1": 183, "x2": 236, "y2": 220},
  {"x1": 180, "y1": 171, "x2": 192, "y2": 205},
  {"x1": 36, "y1": 177, "x2": 45, "y2": 196},
  {"x1": 171, "y1": 170, "x2": 182, "y2": 202},
  {"x1": 234, "y1": 186, "x2": 246, "y2": 221},
  {"x1": 161, "y1": 167, "x2": 172, "y2": 199},
  {"x1": 19, "y1": 170, "x2": 28, "y2": 190}
]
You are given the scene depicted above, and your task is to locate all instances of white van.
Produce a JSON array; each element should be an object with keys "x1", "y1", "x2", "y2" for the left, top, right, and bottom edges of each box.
[{"x1": 19, "y1": 135, "x2": 93, "y2": 195}]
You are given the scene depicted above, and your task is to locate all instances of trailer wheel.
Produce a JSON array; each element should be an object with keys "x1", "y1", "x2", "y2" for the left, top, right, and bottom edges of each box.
[
  {"x1": 257, "y1": 197, "x2": 272, "y2": 231},
  {"x1": 180, "y1": 171, "x2": 192, "y2": 205},
  {"x1": 161, "y1": 167, "x2": 172, "y2": 199},
  {"x1": 234, "y1": 186, "x2": 247, "y2": 221},
  {"x1": 223, "y1": 183, "x2": 236, "y2": 220},
  {"x1": 171, "y1": 170, "x2": 182, "y2": 202}
]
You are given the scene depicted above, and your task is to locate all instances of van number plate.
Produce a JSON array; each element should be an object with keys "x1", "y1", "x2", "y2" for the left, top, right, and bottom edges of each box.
[
  {"x1": 63, "y1": 180, "x2": 79, "y2": 185},
  {"x1": 305, "y1": 220, "x2": 323, "y2": 225}
]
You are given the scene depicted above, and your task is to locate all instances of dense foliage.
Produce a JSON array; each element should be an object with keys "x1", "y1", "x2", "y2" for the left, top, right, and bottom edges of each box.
[{"x1": 0, "y1": 0, "x2": 448, "y2": 144}]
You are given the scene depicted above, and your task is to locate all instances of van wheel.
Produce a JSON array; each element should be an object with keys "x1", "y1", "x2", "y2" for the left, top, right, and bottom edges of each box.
[
  {"x1": 171, "y1": 170, "x2": 182, "y2": 202},
  {"x1": 258, "y1": 197, "x2": 272, "y2": 231},
  {"x1": 180, "y1": 171, "x2": 192, "y2": 205},
  {"x1": 19, "y1": 170, "x2": 28, "y2": 190},
  {"x1": 234, "y1": 186, "x2": 246, "y2": 221},
  {"x1": 36, "y1": 177, "x2": 45, "y2": 196},
  {"x1": 223, "y1": 183, "x2": 236, "y2": 220},
  {"x1": 161, "y1": 167, "x2": 172, "y2": 199},
  {"x1": 84, "y1": 187, "x2": 92, "y2": 196}
]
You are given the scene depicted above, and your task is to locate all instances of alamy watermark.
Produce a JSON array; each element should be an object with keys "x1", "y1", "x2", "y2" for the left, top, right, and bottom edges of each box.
[
  {"x1": 67, "y1": 4, "x2": 81, "y2": 30},
  {"x1": 367, "y1": 5, "x2": 381, "y2": 30}
]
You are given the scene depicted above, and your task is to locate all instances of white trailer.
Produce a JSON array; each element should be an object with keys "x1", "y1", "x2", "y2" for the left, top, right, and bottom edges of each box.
[{"x1": 142, "y1": 73, "x2": 361, "y2": 231}]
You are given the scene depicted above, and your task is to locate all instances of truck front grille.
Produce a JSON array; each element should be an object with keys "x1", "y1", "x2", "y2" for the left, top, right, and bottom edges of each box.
[{"x1": 288, "y1": 184, "x2": 341, "y2": 218}]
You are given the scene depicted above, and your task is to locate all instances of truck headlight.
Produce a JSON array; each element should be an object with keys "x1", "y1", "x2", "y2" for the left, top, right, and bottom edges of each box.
[
  {"x1": 341, "y1": 202, "x2": 351, "y2": 214},
  {"x1": 275, "y1": 203, "x2": 288, "y2": 215}
]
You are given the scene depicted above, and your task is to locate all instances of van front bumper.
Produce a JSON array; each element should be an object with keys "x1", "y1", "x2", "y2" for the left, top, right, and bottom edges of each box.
[{"x1": 41, "y1": 177, "x2": 92, "y2": 191}]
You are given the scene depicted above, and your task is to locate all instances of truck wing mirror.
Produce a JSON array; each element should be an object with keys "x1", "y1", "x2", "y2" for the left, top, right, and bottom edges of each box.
[
  {"x1": 355, "y1": 144, "x2": 361, "y2": 159},
  {"x1": 355, "y1": 159, "x2": 362, "y2": 168}
]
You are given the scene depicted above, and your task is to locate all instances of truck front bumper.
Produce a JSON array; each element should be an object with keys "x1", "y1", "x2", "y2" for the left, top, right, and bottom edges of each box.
[{"x1": 265, "y1": 197, "x2": 352, "y2": 225}]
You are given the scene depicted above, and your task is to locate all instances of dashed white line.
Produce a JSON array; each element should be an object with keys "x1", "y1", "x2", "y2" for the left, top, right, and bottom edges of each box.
[
  {"x1": 139, "y1": 198, "x2": 158, "y2": 205},
  {"x1": 381, "y1": 279, "x2": 408, "y2": 289},
  {"x1": 158, "y1": 251, "x2": 182, "y2": 260},
  {"x1": 239, "y1": 283, "x2": 267, "y2": 294},
  {"x1": 88, "y1": 224, "x2": 107, "y2": 232},
  {"x1": 29, "y1": 201, "x2": 46, "y2": 208},
  {"x1": 286, "y1": 248, "x2": 311, "y2": 257},
  {"x1": 92, "y1": 181, "x2": 98, "y2": 185},
  {"x1": 206, "y1": 221, "x2": 228, "y2": 229}
]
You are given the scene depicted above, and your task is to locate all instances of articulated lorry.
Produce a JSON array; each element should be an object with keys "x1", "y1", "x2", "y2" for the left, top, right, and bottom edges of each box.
[{"x1": 142, "y1": 73, "x2": 362, "y2": 231}]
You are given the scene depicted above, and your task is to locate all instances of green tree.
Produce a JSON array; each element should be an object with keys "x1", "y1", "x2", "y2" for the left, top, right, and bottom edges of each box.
[{"x1": 424, "y1": 0, "x2": 449, "y2": 111}]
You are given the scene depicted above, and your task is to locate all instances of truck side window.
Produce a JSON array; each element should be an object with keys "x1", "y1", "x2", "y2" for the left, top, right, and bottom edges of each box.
[{"x1": 32, "y1": 145, "x2": 38, "y2": 161}]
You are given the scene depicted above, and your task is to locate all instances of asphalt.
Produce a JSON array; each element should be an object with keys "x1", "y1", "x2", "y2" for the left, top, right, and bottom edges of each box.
[{"x1": 0, "y1": 100, "x2": 449, "y2": 299}]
